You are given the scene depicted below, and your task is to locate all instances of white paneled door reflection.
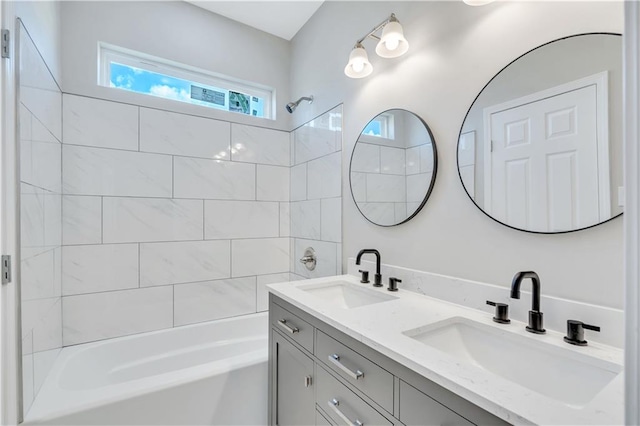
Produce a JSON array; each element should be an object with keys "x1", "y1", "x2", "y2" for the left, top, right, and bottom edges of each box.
[{"x1": 487, "y1": 81, "x2": 608, "y2": 232}]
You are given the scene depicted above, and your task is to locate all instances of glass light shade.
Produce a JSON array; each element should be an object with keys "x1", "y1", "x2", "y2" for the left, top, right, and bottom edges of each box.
[
  {"x1": 375, "y1": 21, "x2": 409, "y2": 58},
  {"x1": 463, "y1": 0, "x2": 495, "y2": 5},
  {"x1": 344, "y1": 46, "x2": 373, "y2": 78}
]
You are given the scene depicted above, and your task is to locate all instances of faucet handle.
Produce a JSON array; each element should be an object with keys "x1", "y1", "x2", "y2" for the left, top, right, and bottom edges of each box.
[
  {"x1": 564, "y1": 320, "x2": 600, "y2": 346},
  {"x1": 486, "y1": 300, "x2": 510, "y2": 324},
  {"x1": 388, "y1": 277, "x2": 401, "y2": 292},
  {"x1": 358, "y1": 270, "x2": 370, "y2": 284}
]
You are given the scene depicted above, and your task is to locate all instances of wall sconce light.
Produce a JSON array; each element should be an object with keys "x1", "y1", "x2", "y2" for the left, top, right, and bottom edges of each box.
[
  {"x1": 463, "y1": 0, "x2": 495, "y2": 5},
  {"x1": 344, "y1": 13, "x2": 409, "y2": 79}
]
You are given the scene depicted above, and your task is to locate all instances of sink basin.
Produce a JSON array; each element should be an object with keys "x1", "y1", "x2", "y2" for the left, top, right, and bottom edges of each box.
[
  {"x1": 403, "y1": 317, "x2": 622, "y2": 407},
  {"x1": 299, "y1": 281, "x2": 397, "y2": 309}
]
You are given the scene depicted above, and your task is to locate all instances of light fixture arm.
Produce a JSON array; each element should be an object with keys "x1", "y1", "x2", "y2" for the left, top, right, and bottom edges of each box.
[{"x1": 355, "y1": 13, "x2": 398, "y2": 46}]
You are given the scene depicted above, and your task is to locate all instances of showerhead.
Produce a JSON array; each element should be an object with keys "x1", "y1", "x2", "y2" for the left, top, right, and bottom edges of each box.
[{"x1": 285, "y1": 95, "x2": 313, "y2": 113}]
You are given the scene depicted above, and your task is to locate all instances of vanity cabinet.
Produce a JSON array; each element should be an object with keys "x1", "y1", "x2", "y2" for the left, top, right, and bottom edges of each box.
[{"x1": 268, "y1": 294, "x2": 510, "y2": 426}]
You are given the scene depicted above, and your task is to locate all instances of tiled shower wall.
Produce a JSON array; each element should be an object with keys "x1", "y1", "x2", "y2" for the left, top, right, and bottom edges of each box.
[
  {"x1": 290, "y1": 106, "x2": 343, "y2": 277},
  {"x1": 19, "y1": 23, "x2": 63, "y2": 411},
  {"x1": 61, "y1": 95, "x2": 294, "y2": 346}
]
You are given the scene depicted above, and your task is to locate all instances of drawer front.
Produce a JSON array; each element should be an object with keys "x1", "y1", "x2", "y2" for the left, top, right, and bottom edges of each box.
[
  {"x1": 315, "y1": 409, "x2": 332, "y2": 426},
  {"x1": 316, "y1": 330, "x2": 394, "y2": 413},
  {"x1": 399, "y1": 381, "x2": 473, "y2": 426},
  {"x1": 271, "y1": 302, "x2": 314, "y2": 352},
  {"x1": 317, "y1": 366, "x2": 393, "y2": 426}
]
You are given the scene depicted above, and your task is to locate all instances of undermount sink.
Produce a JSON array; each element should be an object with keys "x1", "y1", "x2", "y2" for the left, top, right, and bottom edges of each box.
[
  {"x1": 403, "y1": 317, "x2": 622, "y2": 407},
  {"x1": 299, "y1": 281, "x2": 397, "y2": 309}
]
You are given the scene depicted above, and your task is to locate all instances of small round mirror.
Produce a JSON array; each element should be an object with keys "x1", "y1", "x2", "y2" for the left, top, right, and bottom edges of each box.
[
  {"x1": 349, "y1": 109, "x2": 437, "y2": 226},
  {"x1": 457, "y1": 33, "x2": 622, "y2": 233}
]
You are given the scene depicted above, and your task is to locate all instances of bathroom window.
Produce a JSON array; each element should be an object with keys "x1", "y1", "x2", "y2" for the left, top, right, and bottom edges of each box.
[
  {"x1": 99, "y1": 44, "x2": 273, "y2": 119},
  {"x1": 362, "y1": 114, "x2": 393, "y2": 138}
]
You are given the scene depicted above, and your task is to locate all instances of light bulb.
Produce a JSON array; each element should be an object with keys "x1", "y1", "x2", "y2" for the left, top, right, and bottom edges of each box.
[
  {"x1": 352, "y1": 61, "x2": 364, "y2": 73},
  {"x1": 385, "y1": 38, "x2": 399, "y2": 52}
]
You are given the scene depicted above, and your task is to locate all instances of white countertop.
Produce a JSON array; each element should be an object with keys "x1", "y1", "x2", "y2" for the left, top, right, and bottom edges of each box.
[{"x1": 268, "y1": 275, "x2": 624, "y2": 426}]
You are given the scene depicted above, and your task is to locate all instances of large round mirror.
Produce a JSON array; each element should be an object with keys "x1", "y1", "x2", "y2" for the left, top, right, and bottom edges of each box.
[
  {"x1": 350, "y1": 109, "x2": 437, "y2": 226},
  {"x1": 457, "y1": 33, "x2": 622, "y2": 233}
]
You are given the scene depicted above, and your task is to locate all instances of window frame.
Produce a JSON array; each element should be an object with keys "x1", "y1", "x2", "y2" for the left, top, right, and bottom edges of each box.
[{"x1": 98, "y1": 42, "x2": 274, "y2": 119}]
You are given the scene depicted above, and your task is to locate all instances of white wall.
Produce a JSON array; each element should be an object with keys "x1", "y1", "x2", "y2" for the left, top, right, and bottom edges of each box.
[
  {"x1": 291, "y1": 1, "x2": 624, "y2": 309},
  {"x1": 61, "y1": 1, "x2": 291, "y2": 130}
]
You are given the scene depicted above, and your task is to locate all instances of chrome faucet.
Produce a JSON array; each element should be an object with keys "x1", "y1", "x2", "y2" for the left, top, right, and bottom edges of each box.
[
  {"x1": 356, "y1": 249, "x2": 382, "y2": 287},
  {"x1": 510, "y1": 271, "x2": 546, "y2": 334}
]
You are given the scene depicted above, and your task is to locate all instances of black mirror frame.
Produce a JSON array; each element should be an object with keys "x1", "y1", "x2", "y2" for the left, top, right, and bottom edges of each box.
[
  {"x1": 456, "y1": 32, "x2": 623, "y2": 235},
  {"x1": 349, "y1": 109, "x2": 438, "y2": 227}
]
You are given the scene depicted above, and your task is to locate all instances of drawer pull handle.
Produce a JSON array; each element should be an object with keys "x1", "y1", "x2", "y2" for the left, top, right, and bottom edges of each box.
[
  {"x1": 278, "y1": 319, "x2": 299, "y2": 334},
  {"x1": 329, "y1": 354, "x2": 364, "y2": 380},
  {"x1": 328, "y1": 398, "x2": 364, "y2": 426},
  {"x1": 304, "y1": 375, "x2": 312, "y2": 387}
]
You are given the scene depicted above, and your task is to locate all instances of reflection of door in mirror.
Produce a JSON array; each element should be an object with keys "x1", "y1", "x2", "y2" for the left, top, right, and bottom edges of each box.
[
  {"x1": 484, "y1": 73, "x2": 609, "y2": 232},
  {"x1": 459, "y1": 131, "x2": 476, "y2": 198}
]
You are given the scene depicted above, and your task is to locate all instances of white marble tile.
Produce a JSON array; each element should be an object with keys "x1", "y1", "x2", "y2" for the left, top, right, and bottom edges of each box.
[
  {"x1": 21, "y1": 185, "x2": 45, "y2": 251},
  {"x1": 103, "y1": 197, "x2": 203, "y2": 243},
  {"x1": 140, "y1": 240, "x2": 231, "y2": 287},
  {"x1": 407, "y1": 173, "x2": 432, "y2": 203},
  {"x1": 290, "y1": 163, "x2": 307, "y2": 201},
  {"x1": 321, "y1": 197, "x2": 342, "y2": 243},
  {"x1": 62, "y1": 244, "x2": 139, "y2": 296},
  {"x1": 366, "y1": 174, "x2": 406, "y2": 202},
  {"x1": 294, "y1": 125, "x2": 338, "y2": 165},
  {"x1": 43, "y1": 192, "x2": 61, "y2": 248},
  {"x1": 53, "y1": 247, "x2": 62, "y2": 297},
  {"x1": 31, "y1": 140, "x2": 61, "y2": 193},
  {"x1": 351, "y1": 143, "x2": 380, "y2": 173},
  {"x1": 291, "y1": 200, "x2": 321, "y2": 240},
  {"x1": 307, "y1": 152, "x2": 341, "y2": 200},
  {"x1": 62, "y1": 196, "x2": 102, "y2": 245},
  {"x1": 22, "y1": 338, "x2": 34, "y2": 413},
  {"x1": 62, "y1": 286, "x2": 173, "y2": 345},
  {"x1": 140, "y1": 108, "x2": 230, "y2": 158},
  {"x1": 257, "y1": 165, "x2": 289, "y2": 201},
  {"x1": 19, "y1": 27, "x2": 59, "y2": 94},
  {"x1": 22, "y1": 249, "x2": 55, "y2": 301},
  {"x1": 173, "y1": 157, "x2": 255, "y2": 200},
  {"x1": 21, "y1": 298, "x2": 56, "y2": 340},
  {"x1": 293, "y1": 238, "x2": 337, "y2": 278},
  {"x1": 420, "y1": 144, "x2": 435, "y2": 173},
  {"x1": 406, "y1": 146, "x2": 421, "y2": 175},
  {"x1": 63, "y1": 145, "x2": 172, "y2": 197},
  {"x1": 33, "y1": 348, "x2": 60, "y2": 396},
  {"x1": 231, "y1": 238, "x2": 289, "y2": 277},
  {"x1": 359, "y1": 202, "x2": 396, "y2": 226},
  {"x1": 380, "y1": 146, "x2": 406, "y2": 175},
  {"x1": 31, "y1": 114, "x2": 59, "y2": 144},
  {"x1": 257, "y1": 273, "x2": 291, "y2": 312},
  {"x1": 336, "y1": 244, "x2": 343, "y2": 275},
  {"x1": 21, "y1": 139, "x2": 33, "y2": 186},
  {"x1": 19, "y1": 103, "x2": 32, "y2": 142},
  {"x1": 20, "y1": 86, "x2": 62, "y2": 142},
  {"x1": 350, "y1": 172, "x2": 367, "y2": 202},
  {"x1": 63, "y1": 95, "x2": 138, "y2": 151},
  {"x1": 205, "y1": 200, "x2": 279, "y2": 239},
  {"x1": 174, "y1": 277, "x2": 256, "y2": 326},
  {"x1": 32, "y1": 298, "x2": 61, "y2": 352},
  {"x1": 279, "y1": 203, "x2": 290, "y2": 237},
  {"x1": 231, "y1": 124, "x2": 289, "y2": 166}
]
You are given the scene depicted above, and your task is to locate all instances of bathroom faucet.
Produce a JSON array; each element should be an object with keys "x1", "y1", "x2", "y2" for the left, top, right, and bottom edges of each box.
[
  {"x1": 356, "y1": 249, "x2": 382, "y2": 287},
  {"x1": 510, "y1": 271, "x2": 546, "y2": 334}
]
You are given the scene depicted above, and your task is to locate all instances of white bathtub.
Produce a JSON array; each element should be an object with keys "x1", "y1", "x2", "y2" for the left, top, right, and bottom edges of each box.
[{"x1": 24, "y1": 313, "x2": 268, "y2": 425}]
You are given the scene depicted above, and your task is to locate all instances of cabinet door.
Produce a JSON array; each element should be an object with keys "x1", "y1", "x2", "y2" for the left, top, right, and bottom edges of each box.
[
  {"x1": 272, "y1": 331, "x2": 315, "y2": 426},
  {"x1": 400, "y1": 381, "x2": 473, "y2": 426}
]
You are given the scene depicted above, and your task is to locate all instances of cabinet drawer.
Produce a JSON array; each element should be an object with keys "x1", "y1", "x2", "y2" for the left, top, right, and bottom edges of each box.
[
  {"x1": 317, "y1": 366, "x2": 393, "y2": 426},
  {"x1": 271, "y1": 302, "x2": 314, "y2": 352},
  {"x1": 315, "y1": 409, "x2": 332, "y2": 426},
  {"x1": 399, "y1": 380, "x2": 473, "y2": 426},
  {"x1": 316, "y1": 330, "x2": 394, "y2": 413}
]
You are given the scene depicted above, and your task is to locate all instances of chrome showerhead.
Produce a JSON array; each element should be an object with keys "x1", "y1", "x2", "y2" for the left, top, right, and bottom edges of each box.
[{"x1": 285, "y1": 95, "x2": 313, "y2": 113}]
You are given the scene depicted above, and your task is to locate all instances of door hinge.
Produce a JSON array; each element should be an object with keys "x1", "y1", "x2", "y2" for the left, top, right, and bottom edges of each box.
[
  {"x1": 1, "y1": 29, "x2": 10, "y2": 59},
  {"x1": 1, "y1": 255, "x2": 11, "y2": 284},
  {"x1": 490, "y1": 140, "x2": 494, "y2": 153}
]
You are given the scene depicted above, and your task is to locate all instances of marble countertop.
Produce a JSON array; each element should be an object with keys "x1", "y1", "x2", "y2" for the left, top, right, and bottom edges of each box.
[{"x1": 268, "y1": 275, "x2": 624, "y2": 426}]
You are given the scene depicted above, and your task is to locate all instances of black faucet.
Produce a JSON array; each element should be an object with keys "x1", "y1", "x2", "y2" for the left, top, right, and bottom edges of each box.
[
  {"x1": 356, "y1": 249, "x2": 382, "y2": 287},
  {"x1": 510, "y1": 271, "x2": 545, "y2": 334}
]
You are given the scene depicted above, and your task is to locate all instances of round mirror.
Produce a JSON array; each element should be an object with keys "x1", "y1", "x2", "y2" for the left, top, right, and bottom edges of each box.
[
  {"x1": 350, "y1": 109, "x2": 437, "y2": 226},
  {"x1": 457, "y1": 33, "x2": 622, "y2": 233}
]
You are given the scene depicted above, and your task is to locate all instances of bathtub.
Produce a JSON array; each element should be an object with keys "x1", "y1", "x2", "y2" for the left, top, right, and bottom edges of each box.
[{"x1": 24, "y1": 312, "x2": 268, "y2": 425}]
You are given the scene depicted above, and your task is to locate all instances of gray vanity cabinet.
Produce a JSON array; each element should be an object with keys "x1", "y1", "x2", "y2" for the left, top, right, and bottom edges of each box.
[
  {"x1": 269, "y1": 294, "x2": 511, "y2": 426},
  {"x1": 270, "y1": 330, "x2": 316, "y2": 425}
]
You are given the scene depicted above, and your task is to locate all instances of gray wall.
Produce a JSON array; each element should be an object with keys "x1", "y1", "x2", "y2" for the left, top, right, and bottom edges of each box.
[{"x1": 290, "y1": 1, "x2": 624, "y2": 309}]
